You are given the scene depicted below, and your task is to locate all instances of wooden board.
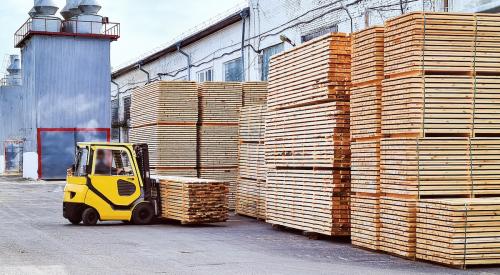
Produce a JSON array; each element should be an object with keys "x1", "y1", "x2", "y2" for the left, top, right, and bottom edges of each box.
[
  {"x1": 156, "y1": 176, "x2": 229, "y2": 224},
  {"x1": 384, "y1": 12, "x2": 500, "y2": 76},
  {"x1": 151, "y1": 168, "x2": 198, "y2": 177},
  {"x1": 267, "y1": 33, "x2": 351, "y2": 110},
  {"x1": 239, "y1": 143, "x2": 266, "y2": 182},
  {"x1": 351, "y1": 194, "x2": 380, "y2": 251},
  {"x1": 243, "y1": 82, "x2": 267, "y2": 106},
  {"x1": 265, "y1": 101, "x2": 350, "y2": 169},
  {"x1": 236, "y1": 177, "x2": 266, "y2": 220},
  {"x1": 129, "y1": 125, "x2": 197, "y2": 168},
  {"x1": 199, "y1": 125, "x2": 239, "y2": 168},
  {"x1": 381, "y1": 137, "x2": 500, "y2": 196},
  {"x1": 351, "y1": 84, "x2": 382, "y2": 139},
  {"x1": 130, "y1": 81, "x2": 198, "y2": 127},
  {"x1": 266, "y1": 168, "x2": 350, "y2": 236},
  {"x1": 380, "y1": 196, "x2": 417, "y2": 258},
  {"x1": 351, "y1": 27, "x2": 385, "y2": 84},
  {"x1": 351, "y1": 140, "x2": 380, "y2": 194},
  {"x1": 199, "y1": 168, "x2": 238, "y2": 210},
  {"x1": 239, "y1": 105, "x2": 266, "y2": 143},
  {"x1": 199, "y1": 82, "x2": 243, "y2": 124},
  {"x1": 417, "y1": 198, "x2": 500, "y2": 267}
]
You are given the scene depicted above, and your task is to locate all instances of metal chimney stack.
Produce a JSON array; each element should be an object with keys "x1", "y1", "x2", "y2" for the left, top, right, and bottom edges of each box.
[
  {"x1": 5, "y1": 55, "x2": 21, "y2": 86},
  {"x1": 31, "y1": 0, "x2": 61, "y2": 32},
  {"x1": 61, "y1": 0, "x2": 82, "y2": 20},
  {"x1": 65, "y1": 0, "x2": 103, "y2": 34}
]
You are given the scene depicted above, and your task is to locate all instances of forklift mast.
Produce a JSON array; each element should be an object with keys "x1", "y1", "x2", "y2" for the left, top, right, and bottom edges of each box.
[{"x1": 133, "y1": 144, "x2": 161, "y2": 215}]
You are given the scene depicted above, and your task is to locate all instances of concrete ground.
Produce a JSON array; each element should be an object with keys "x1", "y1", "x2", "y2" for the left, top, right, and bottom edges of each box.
[{"x1": 0, "y1": 177, "x2": 498, "y2": 275}]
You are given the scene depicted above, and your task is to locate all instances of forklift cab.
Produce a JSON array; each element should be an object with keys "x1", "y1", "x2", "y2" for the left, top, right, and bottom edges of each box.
[{"x1": 63, "y1": 143, "x2": 160, "y2": 226}]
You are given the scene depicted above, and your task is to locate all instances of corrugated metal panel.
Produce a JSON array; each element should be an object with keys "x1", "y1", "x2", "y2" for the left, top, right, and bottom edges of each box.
[
  {"x1": 22, "y1": 35, "x2": 111, "y2": 152},
  {"x1": 0, "y1": 86, "x2": 25, "y2": 155}
]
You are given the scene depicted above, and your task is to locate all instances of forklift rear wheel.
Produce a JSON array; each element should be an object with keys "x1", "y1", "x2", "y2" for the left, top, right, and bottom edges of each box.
[
  {"x1": 132, "y1": 203, "x2": 154, "y2": 225},
  {"x1": 68, "y1": 217, "x2": 82, "y2": 225},
  {"x1": 82, "y1": 208, "x2": 99, "y2": 226}
]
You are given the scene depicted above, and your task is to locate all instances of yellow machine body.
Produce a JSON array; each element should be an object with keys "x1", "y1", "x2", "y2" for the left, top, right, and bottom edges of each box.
[{"x1": 63, "y1": 143, "x2": 157, "y2": 224}]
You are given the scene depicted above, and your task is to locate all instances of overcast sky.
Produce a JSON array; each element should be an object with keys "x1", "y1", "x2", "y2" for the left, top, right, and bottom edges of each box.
[{"x1": 0, "y1": 0, "x2": 245, "y2": 70}]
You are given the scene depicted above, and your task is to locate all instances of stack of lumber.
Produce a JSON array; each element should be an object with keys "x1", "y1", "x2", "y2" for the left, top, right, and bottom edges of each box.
[
  {"x1": 265, "y1": 33, "x2": 351, "y2": 236},
  {"x1": 198, "y1": 82, "x2": 243, "y2": 209},
  {"x1": 385, "y1": 13, "x2": 500, "y2": 76},
  {"x1": 378, "y1": 12, "x2": 500, "y2": 261},
  {"x1": 156, "y1": 176, "x2": 229, "y2": 224},
  {"x1": 243, "y1": 82, "x2": 267, "y2": 106},
  {"x1": 129, "y1": 81, "x2": 198, "y2": 176},
  {"x1": 236, "y1": 105, "x2": 267, "y2": 219},
  {"x1": 350, "y1": 27, "x2": 384, "y2": 251},
  {"x1": 417, "y1": 198, "x2": 500, "y2": 267}
]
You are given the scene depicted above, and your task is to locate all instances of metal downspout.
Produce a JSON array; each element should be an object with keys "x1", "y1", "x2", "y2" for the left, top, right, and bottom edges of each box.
[
  {"x1": 177, "y1": 44, "x2": 191, "y2": 80},
  {"x1": 240, "y1": 9, "x2": 249, "y2": 82},
  {"x1": 138, "y1": 63, "x2": 151, "y2": 84},
  {"x1": 111, "y1": 79, "x2": 121, "y2": 142}
]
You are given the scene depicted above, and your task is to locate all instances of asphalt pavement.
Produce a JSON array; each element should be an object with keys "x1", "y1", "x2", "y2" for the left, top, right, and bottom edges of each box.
[{"x1": 0, "y1": 176, "x2": 498, "y2": 275}]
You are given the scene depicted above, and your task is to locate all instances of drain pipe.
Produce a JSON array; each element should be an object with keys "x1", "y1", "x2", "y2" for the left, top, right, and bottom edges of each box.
[
  {"x1": 177, "y1": 43, "x2": 191, "y2": 80},
  {"x1": 138, "y1": 63, "x2": 151, "y2": 84},
  {"x1": 341, "y1": 3, "x2": 353, "y2": 33},
  {"x1": 111, "y1": 79, "x2": 121, "y2": 142},
  {"x1": 240, "y1": 9, "x2": 249, "y2": 82}
]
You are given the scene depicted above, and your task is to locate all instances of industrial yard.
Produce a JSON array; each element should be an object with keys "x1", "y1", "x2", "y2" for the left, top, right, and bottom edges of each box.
[
  {"x1": 0, "y1": 176, "x2": 497, "y2": 275},
  {"x1": 3, "y1": 0, "x2": 500, "y2": 274}
]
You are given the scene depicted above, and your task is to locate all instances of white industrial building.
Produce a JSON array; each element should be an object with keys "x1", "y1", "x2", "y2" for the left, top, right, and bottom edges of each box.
[{"x1": 111, "y1": 0, "x2": 500, "y2": 142}]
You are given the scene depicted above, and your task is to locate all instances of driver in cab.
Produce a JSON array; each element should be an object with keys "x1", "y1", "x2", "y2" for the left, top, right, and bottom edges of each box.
[{"x1": 94, "y1": 150, "x2": 123, "y2": 175}]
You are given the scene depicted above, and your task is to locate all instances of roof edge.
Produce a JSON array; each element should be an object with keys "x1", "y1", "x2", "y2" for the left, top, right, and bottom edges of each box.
[{"x1": 112, "y1": 7, "x2": 250, "y2": 79}]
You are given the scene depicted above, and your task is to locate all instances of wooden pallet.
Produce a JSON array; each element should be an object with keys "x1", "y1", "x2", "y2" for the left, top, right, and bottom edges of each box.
[
  {"x1": 129, "y1": 124, "x2": 197, "y2": 168},
  {"x1": 266, "y1": 168, "x2": 351, "y2": 236},
  {"x1": 351, "y1": 26, "x2": 385, "y2": 85},
  {"x1": 385, "y1": 12, "x2": 500, "y2": 76},
  {"x1": 381, "y1": 137, "x2": 500, "y2": 196},
  {"x1": 243, "y1": 82, "x2": 268, "y2": 106},
  {"x1": 417, "y1": 198, "x2": 500, "y2": 267},
  {"x1": 351, "y1": 140, "x2": 380, "y2": 194},
  {"x1": 199, "y1": 168, "x2": 238, "y2": 210},
  {"x1": 130, "y1": 81, "x2": 198, "y2": 127},
  {"x1": 351, "y1": 194, "x2": 381, "y2": 251},
  {"x1": 265, "y1": 101, "x2": 350, "y2": 169},
  {"x1": 199, "y1": 82, "x2": 243, "y2": 124},
  {"x1": 267, "y1": 33, "x2": 351, "y2": 110},
  {"x1": 380, "y1": 196, "x2": 417, "y2": 258},
  {"x1": 156, "y1": 176, "x2": 229, "y2": 224},
  {"x1": 239, "y1": 105, "x2": 266, "y2": 143},
  {"x1": 236, "y1": 177, "x2": 266, "y2": 220}
]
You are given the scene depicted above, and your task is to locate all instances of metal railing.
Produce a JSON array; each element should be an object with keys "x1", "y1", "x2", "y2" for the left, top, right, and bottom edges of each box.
[{"x1": 14, "y1": 17, "x2": 120, "y2": 47}]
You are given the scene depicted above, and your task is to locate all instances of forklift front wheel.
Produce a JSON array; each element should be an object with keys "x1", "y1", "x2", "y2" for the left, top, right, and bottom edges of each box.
[
  {"x1": 82, "y1": 208, "x2": 99, "y2": 226},
  {"x1": 132, "y1": 203, "x2": 154, "y2": 225}
]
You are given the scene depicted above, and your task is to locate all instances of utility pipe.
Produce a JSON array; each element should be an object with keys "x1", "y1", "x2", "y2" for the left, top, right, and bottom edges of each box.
[
  {"x1": 110, "y1": 79, "x2": 121, "y2": 142},
  {"x1": 138, "y1": 63, "x2": 151, "y2": 83},
  {"x1": 177, "y1": 43, "x2": 191, "y2": 80}
]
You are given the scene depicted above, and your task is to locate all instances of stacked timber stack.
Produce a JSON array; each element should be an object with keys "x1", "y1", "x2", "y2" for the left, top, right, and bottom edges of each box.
[
  {"x1": 236, "y1": 105, "x2": 267, "y2": 219},
  {"x1": 242, "y1": 82, "x2": 267, "y2": 106},
  {"x1": 265, "y1": 33, "x2": 351, "y2": 236},
  {"x1": 379, "y1": 12, "x2": 500, "y2": 264},
  {"x1": 417, "y1": 198, "x2": 500, "y2": 267},
  {"x1": 130, "y1": 81, "x2": 198, "y2": 177},
  {"x1": 350, "y1": 27, "x2": 384, "y2": 251},
  {"x1": 198, "y1": 82, "x2": 243, "y2": 209},
  {"x1": 156, "y1": 176, "x2": 229, "y2": 224}
]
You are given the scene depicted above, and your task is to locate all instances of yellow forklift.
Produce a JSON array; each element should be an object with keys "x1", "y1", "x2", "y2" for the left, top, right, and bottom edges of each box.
[{"x1": 63, "y1": 143, "x2": 161, "y2": 225}]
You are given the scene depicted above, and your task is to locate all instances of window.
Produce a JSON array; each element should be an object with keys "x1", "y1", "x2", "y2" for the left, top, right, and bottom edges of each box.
[
  {"x1": 94, "y1": 149, "x2": 134, "y2": 176},
  {"x1": 111, "y1": 99, "x2": 119, "y2": 125},
  {"x1": 197, "y1": 68, "x2": 213, "y2": 82},
  {"x1": 261, "y1": 43, "x2": 284, "y2": 81},
  {"x1": 75, "y1": 148, "x2": 89, "y2": 177},
  {"x1": 301, "y1": 24, "x2": 338, "y2": 43},
  {"x1": 123, "y1": 96, "x2": 131, "y2": 123},
  {"x1": 224, "y1": 58, "x2": 243, "y2": 82}
]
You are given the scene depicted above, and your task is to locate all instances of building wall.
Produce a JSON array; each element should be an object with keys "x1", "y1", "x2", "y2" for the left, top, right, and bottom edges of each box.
[
  {"x1": 111, "y1": 0, "x2": 500, "y2": 141},
  {"x1": 0, "y1": 85, "x2": 24, "y2": 174}
]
